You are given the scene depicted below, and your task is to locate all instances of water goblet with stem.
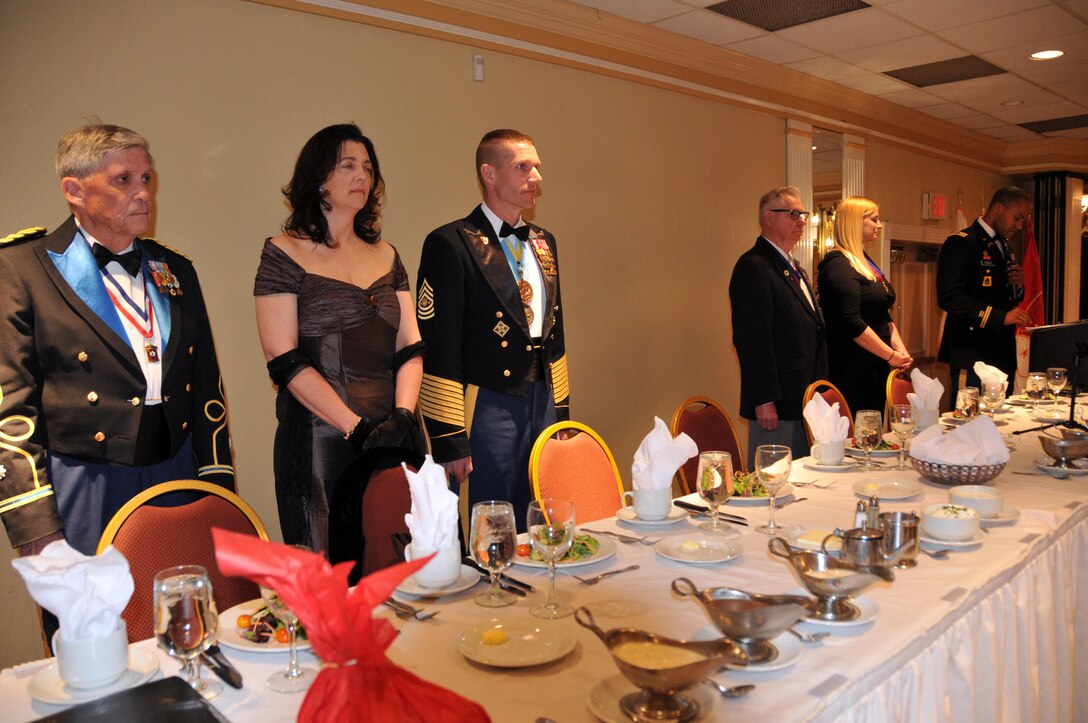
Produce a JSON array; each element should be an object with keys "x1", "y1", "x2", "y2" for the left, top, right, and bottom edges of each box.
[
  {"x1": 153, "y1": 565, "x2": 221, "y2": 699},
  {"x1": 754, "y1": 444, "x2": 792, "y2": 535},
  {"x1": 526, "y1": 498, "x2": 575, "y2": 619},
  {"x1": 1046, "y1": 367, "x2": 1067, "y2": 410},
  {"x1": 890, "y1": 404, "x2": 915, "y2": 471},
  {"x1": 260, "y1": 571, "x2": 318, "y2": 693},
  {"x1": 470, "y1": 500, "x2": 518, "y2": 608},
  {"x1": 853, "y1": 409, "x2": 883, "y2": 471},
  {"x1": 956, "y1": 387, "x2": 980, "y2": 420},
  {"x1": 979, "y1": 380, "x2": 1007, "y2": 419},
  {"x1": 1025, "y1": 372, "x2": 1047, "y2": 411},
  {"x1": 696, "y1": 451, "x2": 738, "y2": 536}
]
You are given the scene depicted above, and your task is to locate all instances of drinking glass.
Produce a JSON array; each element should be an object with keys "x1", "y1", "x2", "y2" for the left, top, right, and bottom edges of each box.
[
  {"x1": 1046, "y1": 368, "x2": 1067, "y2": 409},
  {"x1": 853, "y1": 409, "x2": 883, "y2": 471},
  {"x1": 1025, "y1": 372, "x2": 1047, "y2": 411},
  {"x1": 956, "y1": 387, "x2": 979, "y2": 419},
  {"x1": 696, "y1": 451, "x2": 737, "y2": 535},
  {"x1": 979, "y1": 380, "x2": 1007, "y2": 419},
  {"x1": 470, "y1": 500, "x2": 518, "y2": 608},
  {"x1": 526, "y1": 498, "x2": 575, "y2": 619},
  {"x1": 889, "y1": 404, "x2": 915, "y2": 471},
  {"x1": 754, "y1": 444, "x2": 791, "y2": 535},
  {"x1": 153, "y1": 565, "x2": 221, "y2": 698},
  {"x1": 260, "y1": 583, "x2": 317, "y2": 692}
]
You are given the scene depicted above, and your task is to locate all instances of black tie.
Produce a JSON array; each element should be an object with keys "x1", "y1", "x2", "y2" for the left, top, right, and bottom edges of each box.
[
  {"x1": 499, "y1": 221, "x2": 531, "y2": 242},
  {"x1": 93, "y1": 243, "x2": 142, "y2": 277}
]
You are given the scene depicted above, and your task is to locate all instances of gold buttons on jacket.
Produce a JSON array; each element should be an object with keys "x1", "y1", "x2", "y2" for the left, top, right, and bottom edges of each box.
[
  {"x1": 503, "y1": 370, "x2": 511, "y2": 377},
  {"x1": 130, "y1": 397, "x2": 141, "y2": 406},
  {"x1": 94, "y1": 432, "x2": 106, "y2": 442},
  {"x1": 188, "y1": 346, "x2": 194, "y2": 355},
  {"x1": 185, "y1": 384, "x2": 191, "y2": 392},
  {"x1": 525, "y1": 344, "x2": 532, "y2": 351},
  {"x1": 501, "y1": 341, "x2": 508, "y2": 348},
  {"x1": 77, "y1": 352, "x2": 88, "y2": 363},
  {"x1": 86, "y1": 391, "x2": 98, "y2": 403},
  {"x1": 495, "y1": 311, "x2": 503, "y2": 319},
  {"x1": 182, "y1": 421, "x2": 188, "y2": 430}
]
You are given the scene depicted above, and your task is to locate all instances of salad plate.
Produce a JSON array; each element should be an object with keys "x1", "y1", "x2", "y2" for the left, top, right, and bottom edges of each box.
[
  {"x1": 615, "y1": 505, "x2": 689, "y2": 527},
  {"x1": 513, "y1": 533, "x2": 618, "y2": 569},
  {"x1": 395, "y1": 565, "x2": 480, "y2": 598},
  {"x1": 980, "y1": 506, "x2": 1020, "y2": 527},
  {"x1": 846, "y1": 443, "x2": 901, "y2": 458},
  {"x1": 587, "y1": 674, "x2": 716, "y2": 723},
  {"x1": 852, "y1": 478, "x2": 923, "y2": 500},
  {"x1": 691, "y1": 626, "x2": 802, "y2": 672},
  {"x1": 218, "y1": 599, "x2": 313, "y2": 654},
  {"x1": 458, "y1": 618, "x2": 576, "y2": 668},
  {"x1": 724, "y1": 483, "x2": 794, "y2": 507},
  {"x1": 1033, "y1": 408, "x2": 1069, "y2": 423},
  {"x1": 800, "y1": 456, "x2": 857, "y2": 472},
  {"x1": 655, "y1": 535, "x2": 742, "y2": 565},
  {"x1": 28, "y1": 648, "x2": 159, "y2": 706},
  {"x1": 920, "y1": 531, "x2": 985, "y2": 548}
]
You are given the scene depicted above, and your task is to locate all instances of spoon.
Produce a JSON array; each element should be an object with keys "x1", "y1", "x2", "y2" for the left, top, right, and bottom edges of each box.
[
  {"x1": 703, "y1": 680, "x2": 755, "y2": 699},
  {"x1": 919, "y1": 547, "x2": 951, "y2": 559},
  {"x1": 788, "y1": 627, "x2": 829, "y2": 643}
]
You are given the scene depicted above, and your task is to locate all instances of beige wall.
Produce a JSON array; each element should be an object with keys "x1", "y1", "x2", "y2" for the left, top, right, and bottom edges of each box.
[{"x1": 0, "y1": 0, "x2": 1005, "y2": 666}]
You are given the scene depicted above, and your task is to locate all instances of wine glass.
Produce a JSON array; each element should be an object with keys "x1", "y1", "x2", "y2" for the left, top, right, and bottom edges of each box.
[
  {"x1": 153, "y1": 565, "x2": 221, "y2": 698},
  {"x1": 979, "y1": 380, "x2": 1006, "y2": 419},
  {"x1": 1046, "y1": 368, "x2": 1067, "y2": 409},
  {"x1": 260, "y1": 583, "x2": 317, "y2": 692},
  {"x1": 889, "y1": 404, "x2": 915, "y2": 471},
  {"x1": 853, "y1": 409, "x2": 883, "y2": 471},
  {"x1": 754, "y1": 444, "x2": 791, "y2": 535},
  {"x1": 696, "y1": 451, "x2": 737, "y2": 535},
  {"x1": 470, "y1": 500, "x2": 517, "y2": 608},
  {"x1": 526, "y1": 498, "x2": 575, "y2": 619},
  {"x1": 1025, "y1": 372, "x2": 1047, "y2": 411},
  {"x1": 956, "y1": 387, "x2": 979, "y2": 419}
]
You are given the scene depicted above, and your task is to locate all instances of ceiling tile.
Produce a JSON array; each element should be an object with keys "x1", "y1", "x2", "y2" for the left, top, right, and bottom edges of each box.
[
  {"x1": 653, "y1": 9, "x2": 766, "y2": 45},
  {"x1": 917, "y1": 102, "x2": 978, "y2": 120},
  {"x1": 937, "y1": 5, "x2": 1085, "y2": 53},
  {"x1": 725, "y1": 34, "x2": 820, "y2": 64},
  {"x1": 980, "y1": 31, "x2": 1088, "y2": 83},
  {"x1": 1051, "y1": 79, "x2": 1088, "y2": 105},
  {"x1": 1045, "y1": 127, "x2": 1088, "y2": 139},
  {"x1": 923, "y1": 73, "x2": 1048, "y2": 105},
  {"x1": 774, "y1": 8, "x2": 920, "y2": 54},
  {"x1": 979, "y1": 124, "x2": 1041, "y2": 141},
  {"x1": 881, "y1": 0, "x2": 1049, "y2": 32},
  {"x1": 835, "y1": 34, "x2": 965, "y2": 71},
  {"x1": 876, "y1": 88, "x2": 947, "y2": 107},
  {"x1": 836, "y1": 71, "x2": 912, "y2": 95},
  {"x1": 949, "y1": 113, "x2": 1006, "y2": 130},
  {"x1": 992, "y1": 99, "x2": 1088, "y2": 124},
  {"x1": 785, "y1": 56, "x2": 868, "y2": 81},
  {"x1": 569, "y1": 0, "x2": 693, "y2": 24}
]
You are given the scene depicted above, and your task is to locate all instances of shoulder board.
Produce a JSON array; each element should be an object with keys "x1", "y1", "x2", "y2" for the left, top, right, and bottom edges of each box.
[
  {"x1": 1, "y1": 226, "x2": 47, "y2": 247},
  {"x1": 955, "y1": 231, "x2": 968, "y2": 237},
  {"x1": 140, "y1": 236, "x2": 192, "y2": 262}
]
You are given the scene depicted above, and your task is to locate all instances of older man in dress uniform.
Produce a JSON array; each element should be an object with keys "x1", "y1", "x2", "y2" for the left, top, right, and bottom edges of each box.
[
  {"x1": 937, "y1": 186, "x2": 1033, "y2": 400},
  {"x1": 0, "y1": 123, "x2": 234, "y2": 570},
  {"x1": 416, "y1": 129, "x2": 569, "y2": 528}
]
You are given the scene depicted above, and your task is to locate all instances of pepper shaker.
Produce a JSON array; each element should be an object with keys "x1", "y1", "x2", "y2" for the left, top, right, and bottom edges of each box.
[
  {"x1": 867, "y1": 495, "x2": 881, "y2": 529},
  {"x1": 854, "y1": 500, "x2": 867, "y2": 528}
]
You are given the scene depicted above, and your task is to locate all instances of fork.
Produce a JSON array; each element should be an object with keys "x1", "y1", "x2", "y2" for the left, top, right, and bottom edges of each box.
[
  {"x1": 582, "y1": 528, "x2": 661, "y2": 546},
  {"x1": 572, "y1": 564, "x2": 640, "y2": 585},
  {"x1": 792, "y1": 479, "x2": 837, "y2": 489},
  {"x1": 775, "y1": 497, "x2": 808, "y2": 509},
  {"x1": 383, "y1": 598, "x2": 441, "y2": 621}
]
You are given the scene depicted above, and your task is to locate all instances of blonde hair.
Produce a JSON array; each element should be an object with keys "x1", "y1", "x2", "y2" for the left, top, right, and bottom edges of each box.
[{"x1": 832, "y1": 196, "x2": 880, "y2": 281}]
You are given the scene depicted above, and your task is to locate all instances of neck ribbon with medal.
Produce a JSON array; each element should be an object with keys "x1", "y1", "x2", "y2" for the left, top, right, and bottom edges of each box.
[
  {"x1": 501, "y1": 226, "x2": 534, "y2": 326},
  {"x1": 101, "y1": 266, "x2": 160, "y2": 363},
  {"x1": 865, "y1": 254, "x2": 890, "y2": 293}
]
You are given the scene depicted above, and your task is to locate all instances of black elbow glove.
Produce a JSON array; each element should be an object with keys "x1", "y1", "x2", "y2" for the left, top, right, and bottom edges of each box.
[{"x1": 359, "y1": 407, "x2": 415, "y2": 452}]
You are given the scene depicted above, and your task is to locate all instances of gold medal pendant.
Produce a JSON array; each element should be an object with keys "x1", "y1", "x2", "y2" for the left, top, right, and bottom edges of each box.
[
  {"x1": 518, "y1": 279, "x2": 533, "y2": 305},
  {"x1": 524, "y1": 305, "x2": 534, "y2": 325},
  {"x1": 145, "y1": 344, "x2": 160, "y2": 363}
]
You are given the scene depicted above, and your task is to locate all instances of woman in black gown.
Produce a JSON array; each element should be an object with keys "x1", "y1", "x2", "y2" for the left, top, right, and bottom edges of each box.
[
  {"x1": 254, "y1": 124, "x2": 425, "y2": 551},
  {"x1": 816, "y1": 196, "x2": 912, "y2": 415}
]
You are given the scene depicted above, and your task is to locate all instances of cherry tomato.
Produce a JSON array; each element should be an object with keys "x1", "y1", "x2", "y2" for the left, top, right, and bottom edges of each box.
[
  {"x1": 275, "y1": 628, "x2": 290, "y2": 644},
  {"x1": 517, "y1": 544, "x2": 531, "y2": 557},
  {"x1": 236, "y1": 614, "x2": 252, "y2": 629}
]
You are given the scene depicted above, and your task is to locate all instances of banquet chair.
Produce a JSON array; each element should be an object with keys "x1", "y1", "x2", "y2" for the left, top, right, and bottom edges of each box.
[
  {"x1": 669, "y1": 395, "x2": 746, "y2": 495},
  {"x1": 801, "y1": 380, "x2": 855, "y2": 446},
  {"x1": 885, "y1": 369, "x2": 914, "y2": 429},
  {"x1": 529, "y1": 421, "x2": 625, "y2": 523},
  {"x1": 97, "y1": 480, "x2": 268, "y2": 643}
]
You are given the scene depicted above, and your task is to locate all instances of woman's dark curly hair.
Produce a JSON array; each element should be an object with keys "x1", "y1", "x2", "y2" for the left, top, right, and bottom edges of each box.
[{"x1": 282, "y1": 123, "x2": 384, "y2": 246}]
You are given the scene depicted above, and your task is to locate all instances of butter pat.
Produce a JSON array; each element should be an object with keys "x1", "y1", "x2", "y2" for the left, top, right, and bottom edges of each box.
[
  {"x1": 681, "y1": 541, "x2": 702, "y2": 552},
  {"x1": 482, "y1": 629, "x2": 509, "y2": 646},
  {"x1": 797, "y1": 529, "x2": 839, "y2": 551}
]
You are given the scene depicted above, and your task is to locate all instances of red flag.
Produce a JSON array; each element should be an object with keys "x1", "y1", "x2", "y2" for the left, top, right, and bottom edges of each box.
[{"x1": 1019, "y1": 220, "x2": 1045, "y2": 326}]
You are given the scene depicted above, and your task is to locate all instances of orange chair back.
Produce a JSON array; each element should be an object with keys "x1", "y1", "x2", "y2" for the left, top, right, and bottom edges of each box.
[
  {"x1": 362, "y1": 465, "x2": 414, "y2": 576},
  {"x1": 97, "y1": 481, "x2": 268, "y2": 643},
  {"x1": 670, "y1": 395, "x2": 745, "y2": 494},
  {"x1": 885, "y1": 369, "x2": 913, "y2": 426},
  {"x1": 801, "y1": 380, "x2": 855, "y2": 445},
  {"x1": 530, "y1": 422, "x2": 624, "y2": 524}
]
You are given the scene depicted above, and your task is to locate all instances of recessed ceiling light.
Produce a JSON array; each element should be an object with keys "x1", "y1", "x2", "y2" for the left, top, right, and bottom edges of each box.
[
  {"x1": 1001, "y1": 100, "x2": 1025, "y2": 107},
  {"x1": 1030, "y1": 50, "x2": 1064, "y2": 60},
  {"x1": 812, "y1": 145, "x2": 817, "y2": 151}
]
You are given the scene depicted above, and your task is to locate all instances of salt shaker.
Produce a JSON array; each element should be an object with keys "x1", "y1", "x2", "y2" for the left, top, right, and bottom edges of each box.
[
  {"x1": 854, "y1": 500, "x2": 867, "y2": 528},
  {"x1": 866, "y1": 495, "x2": 881, "y2": 529}
]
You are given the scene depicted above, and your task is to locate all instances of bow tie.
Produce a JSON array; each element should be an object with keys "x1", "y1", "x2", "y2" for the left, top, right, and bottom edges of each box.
[
  {"x1": 499, "y1": 221, "x2": 531, "y2": 242},
  {"x1": 93, "y1": 242, "x2": 142, "y2": 277}
]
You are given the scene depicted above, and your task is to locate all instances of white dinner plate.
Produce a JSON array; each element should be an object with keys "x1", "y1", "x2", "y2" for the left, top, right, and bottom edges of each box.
[
  {"x1": 395, "y1": 565, "x2": 480, "y2": 598},
  {"x1": 1033, "y1": 409, "x2": 1069, "y2": 422},
  {"x1": 587, "y1": 674, "x2": 717, "y2": 723},
  {"x1": 654, "y1": 535, "x2": 743, "y2": 565},
  {"x1": 980, "y1": 506, "x2": 1021, "y2": 527},
  {"x1": 920, "y1": 531, "x2": 985, "y2": 548},
  {"x1": 800, "y1": 456, "x2": 858, "y2": 473},
  {"x1": 852, "y1": 478, "x2": 924, "y2": 500},
  {"x1": 779, "y1": 525, "x2": 840, "y2": 553},
  {"x1": 615, "y1": 506, "x2": 689, "y2": 527},
  {"x1": 1033, "y1": 459, "x2": 1088, "y2": 478},
  {"x1": 691, "y1": 626, "x2": 802, "y2": 672},
  {"x1": 513, "y1": 533, "x2": 618, "y2": 569},
  {"x1": 218, "y1": 599, "x2": 313, "y2": 654},
  {"x1": 846, "y1": 445, "x2": 901, "y2": 458},
  {"x1": 725, "y1": 484, "x2": 794, "y2": 506},
  {"x1": 787, "y1": 589, "x2": 878, "y2": 628},
  {"x1": 457, "y1": 618, "x2": 576, "y2": 668},
  {"x1": 940, "y1": 412, "x2": 968, "y2": 425},
  {"x1": 28, "y1": 648, "x2": 159, "y2": 707}
]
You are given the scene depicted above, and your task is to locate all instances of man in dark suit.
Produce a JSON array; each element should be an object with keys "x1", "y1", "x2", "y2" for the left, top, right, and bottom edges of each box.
[
  {"x1": 937, "y1": 186, "x2": 1032, "y2": 401},
  {"x1": 730, "y1": 186, "x2": 828, "y2": 468},
  {"x1": 416, "y1": 129, "x2": 569, "y2": 527},
  {"x1": 0, "y1": 124, "x2": 234, "y2": 563}
]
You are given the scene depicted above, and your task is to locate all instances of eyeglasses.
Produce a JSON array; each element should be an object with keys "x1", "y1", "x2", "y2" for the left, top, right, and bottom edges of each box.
[{"x1": 769, "y1": 209, "x2": 810, "y2": 221}]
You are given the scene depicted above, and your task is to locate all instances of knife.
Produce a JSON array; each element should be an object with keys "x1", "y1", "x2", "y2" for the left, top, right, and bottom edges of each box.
[
  {"x1": 673, "y1": 500, "x2": 749, "y2": 525},
  {"x1": 462, "y1": 557, "x2": 536, "y2": 592},
  {"x1": 474, "y1": 571, "x2": 527, "y2": 596},
  {"x1": 201, "y1": 644, "x2": 243, "y2": 689}
]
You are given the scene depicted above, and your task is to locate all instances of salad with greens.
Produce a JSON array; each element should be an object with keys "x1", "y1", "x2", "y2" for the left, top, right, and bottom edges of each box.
[
  {"x1": 731, "y1": 470, "x2": 768, "y2": 498},
  {"x1": 526, "y1": 533, "x2": 600, "y2": 562}
]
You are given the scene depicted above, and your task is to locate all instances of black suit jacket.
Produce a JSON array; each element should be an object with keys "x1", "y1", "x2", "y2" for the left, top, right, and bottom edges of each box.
[
  {"x1": 416, "y1": 205, "x2": 569, "y2": 462},
  {"x1": 0, "y1": 217, "x2": 234, "y2": 547},
  {"x1": 730, "y1": 237, "x2": 828, "y2": 421}
]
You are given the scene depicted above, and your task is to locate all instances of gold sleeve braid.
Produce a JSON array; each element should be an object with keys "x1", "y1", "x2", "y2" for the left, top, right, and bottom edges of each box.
[
  {"x1": 198, "y1": 375, "x2": 234, "y2": 478},
  {"x1": 550, "y1": 355, "x2": 570, "y2": 405},
  {"x1": 0, "y1": 384, "x2": 52, "y2": 515},
  {"x1": 420, "y1": 373, "x2": 466, "y2": 430}
]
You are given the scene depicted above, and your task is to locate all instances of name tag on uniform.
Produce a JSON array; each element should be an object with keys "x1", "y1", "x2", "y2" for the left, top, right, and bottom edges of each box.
[{"x1": 980, "y1": 251, "x2": 996, "y2": 268}]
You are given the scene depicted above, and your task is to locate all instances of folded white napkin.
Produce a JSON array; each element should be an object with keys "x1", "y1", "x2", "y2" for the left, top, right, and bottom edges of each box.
[
  {"x1": 909, "y1": 415, "x2": 1011, "y2": 465},
  {"x1": 403, "y1": 455, "x2": 459, "y2": 550},
  {"x1": 973, "y1": 361, "x2": 1008, "y2": 389},
  {"x1": 802, "y1": 394, "x2": 850, "y2": 443},
  {"x1": 906, "y1": 368, "x2": 943, "y2": 410},
  {"x1": 631, "y1": 417, "x2": 698, "y2": 490},
  {"x1": 11, "y1": 541, "x2": 133, "y2": 641}
]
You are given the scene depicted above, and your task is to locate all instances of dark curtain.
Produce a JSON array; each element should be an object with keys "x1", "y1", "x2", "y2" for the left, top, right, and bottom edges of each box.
[{"x1": 1033, "y1": 173, "x2": 1067, "y2": 324}]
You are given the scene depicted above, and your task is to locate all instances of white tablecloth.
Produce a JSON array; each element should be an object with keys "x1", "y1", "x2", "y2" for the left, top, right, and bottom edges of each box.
[{"x1": 3, "y1": 405, "x2": 1086, "y2": 722}]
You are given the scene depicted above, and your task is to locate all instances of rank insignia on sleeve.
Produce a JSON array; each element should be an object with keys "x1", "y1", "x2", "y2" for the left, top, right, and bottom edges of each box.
[
  {"x1": 417, "y1": 278, "x2": 435, "y2": 320},
  {"x1": 148, "y1": 260, "x2": 182, "y2": 296},
  {"x1": 529, "y1": 234, "x2": 557, "y2": 276},
  {"x1": 493, "y1": 320, "x2": 510, "y2": 337}
]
